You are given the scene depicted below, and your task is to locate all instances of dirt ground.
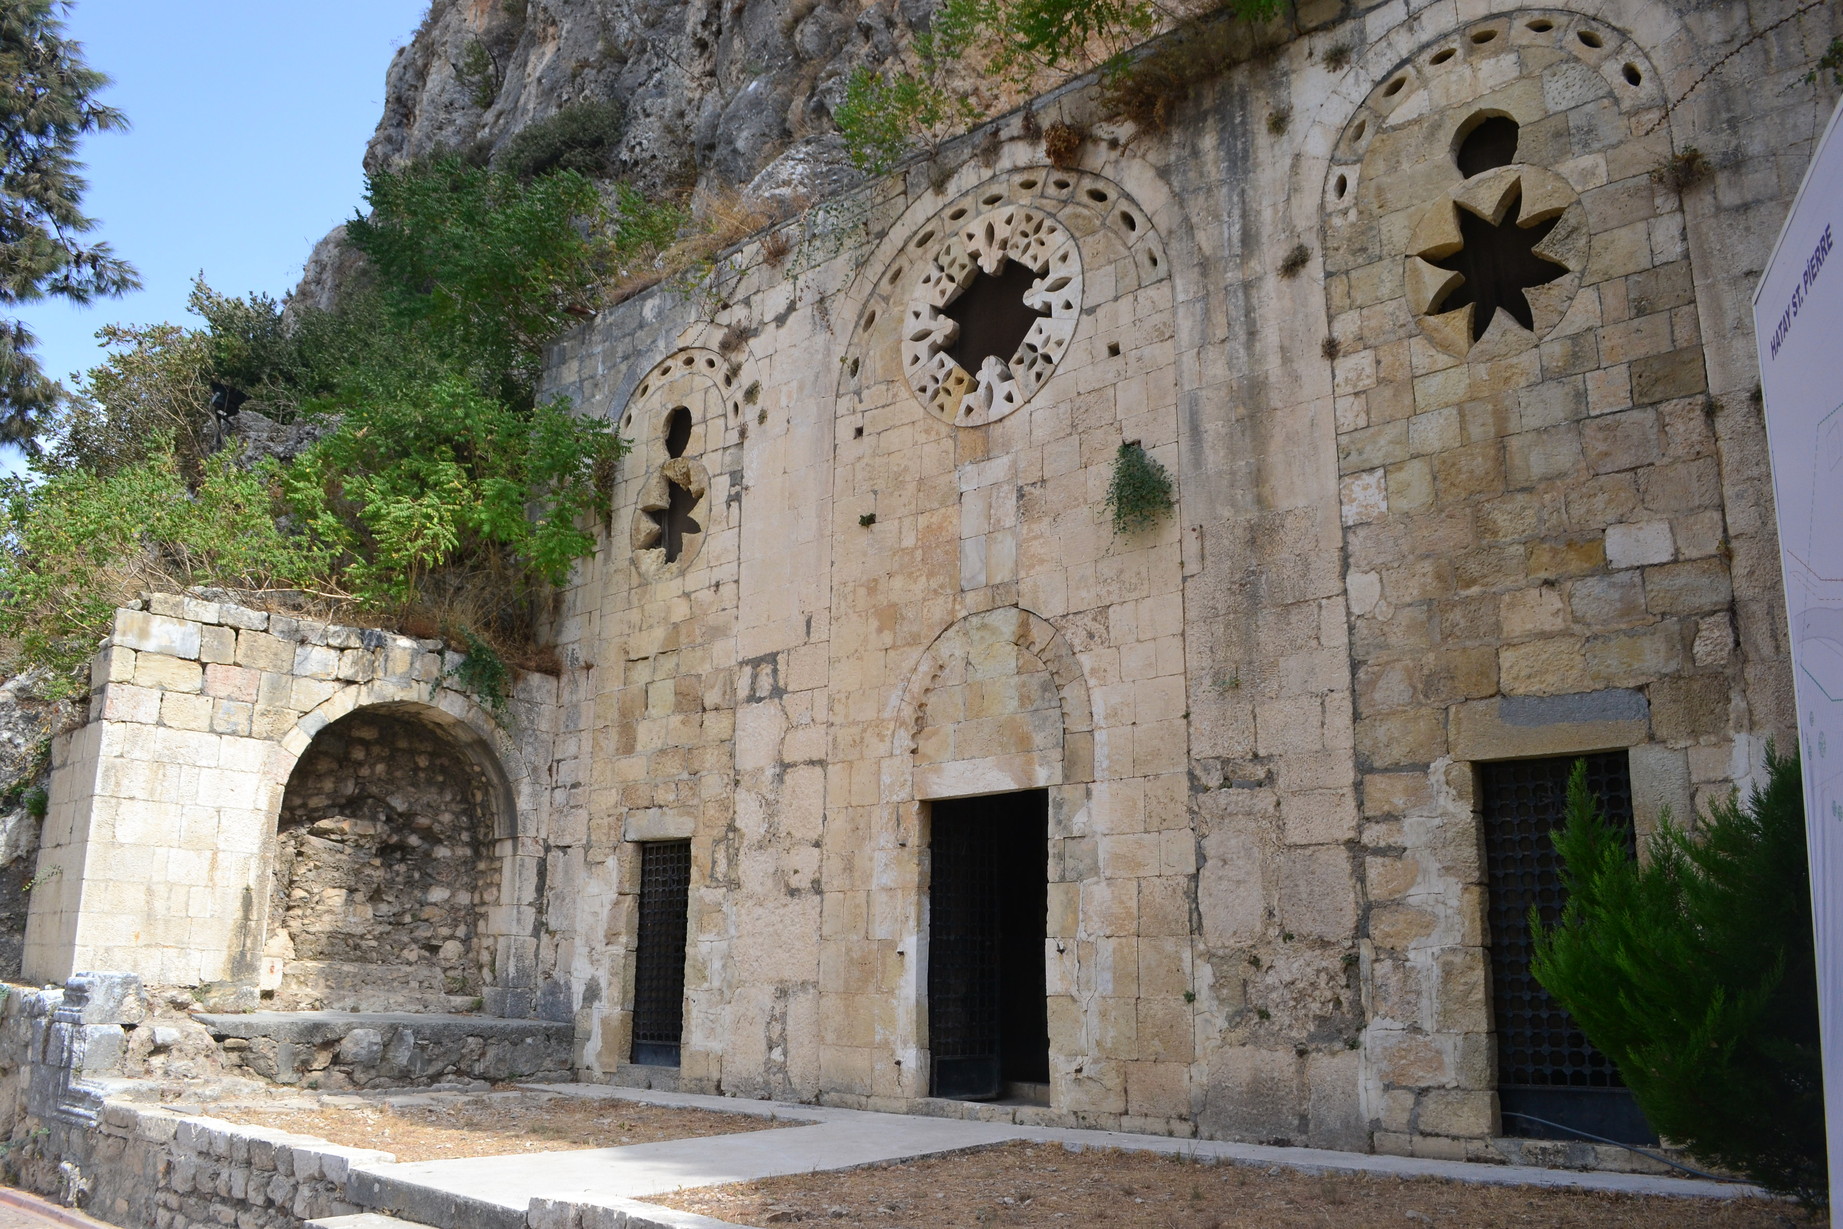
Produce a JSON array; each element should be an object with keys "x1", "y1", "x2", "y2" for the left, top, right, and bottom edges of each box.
[
  {"x1": 214, "y1": 1092, "x2": 782, "y2": 1162},
  {"x1": 655, "y1": 1141, "x2": 1800, "y2": 1228}
]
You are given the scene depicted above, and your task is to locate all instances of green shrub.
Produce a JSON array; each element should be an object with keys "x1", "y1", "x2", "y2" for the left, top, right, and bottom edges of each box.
[
  {"x1": 834, "y1": 68, "x2": 972, "y2": 174},
  {"x1": 347, "y1": 156, "x2": 614, "y2": 397},
  {"x1": 285, "y1": 372, "x2": 611, "y2": 622},
  {"x1": 0, "y1": 453, "x2": 332, "y2": 690},
  {"x1": 495, "y1": 101, "x2": 625, "y2": 180},
  {"x1": 4, "y1": 155, "x2": 626, "y2": 691},
  {"x1": 1103, "y1": 441, "x2": 1175, "y2": 533},
  {"x1": 1532, "y1": 751, "x2": 1824, "y2": 1205}
]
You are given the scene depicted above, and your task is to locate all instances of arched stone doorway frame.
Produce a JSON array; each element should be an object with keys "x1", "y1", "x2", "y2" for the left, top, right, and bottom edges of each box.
[
  {"x1": 868, "y1": 605, "x2": 1096, "y2": 1104},
  {"x1": 254, "y1": 679, "x2": 539, "y2": 1013}
]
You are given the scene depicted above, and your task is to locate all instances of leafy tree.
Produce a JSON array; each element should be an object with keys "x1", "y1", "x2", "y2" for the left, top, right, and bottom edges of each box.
[
  {"x1": 346, "y1": 156, "x2": 612, "y2": 401},
  {"x1": 1532, "y1": 751, "x2": 1825, "y2": 1206},
  {"x1": 0, "y1": 0, "x2": 138, "y2": 451}
]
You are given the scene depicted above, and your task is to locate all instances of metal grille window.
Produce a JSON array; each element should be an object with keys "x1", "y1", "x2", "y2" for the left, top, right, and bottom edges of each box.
[
  {"x1": 631, "y1": 840, "x2": 691, "y2": 1067},
  {"x1": 1480, "y1": 752, "x2": 1654, "y2": 1144},
  {"x1": 929, "y1": 810, "x2": 1003, "y2": 1099}
]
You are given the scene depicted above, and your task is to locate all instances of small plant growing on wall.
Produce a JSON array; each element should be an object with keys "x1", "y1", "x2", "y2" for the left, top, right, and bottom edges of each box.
[
  {"x1": 1651, "y1": 146, "x2": 1712, "y2": 194},
  {"x1": 444, "y1": 629, "x2": 514, "y2": 717},
  {"x1": 1104, "y1": 441, "x2": 1175, "y2": 533},
  {"x1": 1042, "y1": 121, "x2": 1085, "y2": 168}
]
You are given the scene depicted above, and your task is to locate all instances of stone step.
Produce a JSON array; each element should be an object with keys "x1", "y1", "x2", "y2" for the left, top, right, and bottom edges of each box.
[
  {"x1": 345, "y1": 1170, "x2": 528, "y2": 1229},
  {"x1": 309, "y1": 1215, "x2": 442, "y2": 1229}
]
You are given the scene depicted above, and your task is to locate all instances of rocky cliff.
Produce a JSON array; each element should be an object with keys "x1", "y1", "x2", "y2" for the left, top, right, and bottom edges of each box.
[{"x1": 363, "y1": 0, "x2": 943, "y2": 203}]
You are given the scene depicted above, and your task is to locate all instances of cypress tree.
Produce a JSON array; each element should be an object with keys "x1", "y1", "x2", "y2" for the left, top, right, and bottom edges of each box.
[
  {"x1": 1532, "y1": 749, "x2": 1826, "y2": 1205},
  {"x1": 0, "y1": 0, "x2": 138, "y2": 451}
]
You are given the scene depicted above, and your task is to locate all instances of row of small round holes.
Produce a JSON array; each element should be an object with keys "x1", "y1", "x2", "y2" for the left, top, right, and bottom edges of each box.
[
  {"x1": 621, "y1": 354, "x2": 735, "y2": 428},
  {"x1": 1333, "y1": 19, "x2": 1640, "y2": 202}
]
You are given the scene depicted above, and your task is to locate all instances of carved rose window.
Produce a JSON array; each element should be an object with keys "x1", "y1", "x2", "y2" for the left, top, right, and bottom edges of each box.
[{"x1": 901, "y1": 206, "x2": 1082, "y2": 427}]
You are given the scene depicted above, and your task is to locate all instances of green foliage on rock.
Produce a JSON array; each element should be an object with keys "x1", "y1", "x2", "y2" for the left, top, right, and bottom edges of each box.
[
  {"x1": 835, "y1": 0, "x2": 1285, "y2": 172},
  {"x1": 835, "y1": 66, "x2": 977, "y2": 174},
  {"x1": 349, "y1": 156, "x2": 613, "y2": 398},
  {"x1": 1104, "y1": 441, "x2": 1174, "y2": 533},
  {"x1": 1531, "y1": 752, "x2": 1825, "y2": 1206},
  {"x1": 0, "y1": 155, "x2": 626, "y2": 694},
  {"x1": 0, "y1": 0, "x2": 139, "y2": 450},
  {"x1": 495, "y1": 100, "x2": 625, "y2": 180}
]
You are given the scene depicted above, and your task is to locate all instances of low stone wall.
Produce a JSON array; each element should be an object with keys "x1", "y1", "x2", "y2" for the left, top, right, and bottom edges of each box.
[
  {"x1": 197, "y1": 1012, "x2": 574, "y2": 1091},
  {"x1": 14, "y1": 1103, "x2": 386, "y2": 1229},
  {"x1": 0, "y1": 974, "x2": 591, "y2": 1229}
]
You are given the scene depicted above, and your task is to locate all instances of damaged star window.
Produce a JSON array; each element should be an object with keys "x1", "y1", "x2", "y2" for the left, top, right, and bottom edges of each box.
[
  {"x1": 636, "y1": 405, "x2": 705, "y2": 566},
  {"x1": 1405, "y1": 113, "x2": 1585, "y2": 355},
  {"x1": 900, "y1": 204, "x2": 1084, "y2": 427}
]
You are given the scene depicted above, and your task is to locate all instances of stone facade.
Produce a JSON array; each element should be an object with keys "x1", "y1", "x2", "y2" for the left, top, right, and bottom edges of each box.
[{"x1": 20, "y1": 0, "x2": 1841, "y2": 1173}]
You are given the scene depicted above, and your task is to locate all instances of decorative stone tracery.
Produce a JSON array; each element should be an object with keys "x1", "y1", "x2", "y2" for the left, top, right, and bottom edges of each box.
[
  {"x1": 1406, "y1": 162, "x2": 1586, "y2": 357},
  {"x1": 901, "y1": 205, "x2": 1083, "y2": 426}
]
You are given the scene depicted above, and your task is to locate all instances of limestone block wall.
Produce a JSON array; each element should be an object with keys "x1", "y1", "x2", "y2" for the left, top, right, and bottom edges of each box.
[
  {"x1": 22, "y1": 595, "x2": 557, "y2": 1015},
  {"x1": 534, "y1": 0, "x2": 1831, "y2": 1162}
]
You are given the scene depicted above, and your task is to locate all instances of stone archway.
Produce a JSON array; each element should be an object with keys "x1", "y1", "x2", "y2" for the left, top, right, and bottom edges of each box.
[{"x1": 265, "y1": 706, "x2": 509, "y2": 1012}]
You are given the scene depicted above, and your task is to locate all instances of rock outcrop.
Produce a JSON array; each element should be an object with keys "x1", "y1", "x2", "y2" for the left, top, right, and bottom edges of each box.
[{"x1": 363, "y1": 0, "x2": 943, "y2": 201}]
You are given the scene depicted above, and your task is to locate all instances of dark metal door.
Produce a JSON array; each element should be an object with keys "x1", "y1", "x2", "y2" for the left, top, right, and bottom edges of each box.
[
  {"x1": 928, "y1": 808, "x2": 1002, "y2": 1099},
  {"x1": 1480, "y1": 752, "x2": 1655, "y2": 1144},
  {"x1": 631, "y1": 840, "x2": 691, "y2": 1067}
]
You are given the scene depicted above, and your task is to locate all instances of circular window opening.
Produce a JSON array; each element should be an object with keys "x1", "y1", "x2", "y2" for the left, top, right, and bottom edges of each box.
[
  {"x1": 664, "y1": 405, "x2": 692, "y2": 458},
  {"x1": 1456, "y1": 114, "x2": 1519, "y2": 177}
]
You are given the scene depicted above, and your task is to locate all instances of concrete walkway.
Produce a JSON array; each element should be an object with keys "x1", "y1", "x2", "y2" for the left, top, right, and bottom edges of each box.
[
  {"x1": 0, "y1": 1189, "x2": 115, "y2": 1229},
  {"x1": 338, "y1": 1081, "x2": 1759, "y2": 1227}
]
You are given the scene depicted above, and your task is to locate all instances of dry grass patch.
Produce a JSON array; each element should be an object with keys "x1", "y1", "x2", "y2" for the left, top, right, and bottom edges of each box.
[
  {"x1": 215, "y1": 1092, "x2": 784, "y2": 1162},
  {"x1": 656, "y1": 1140, "x2": 1795, "y2": 1228}
]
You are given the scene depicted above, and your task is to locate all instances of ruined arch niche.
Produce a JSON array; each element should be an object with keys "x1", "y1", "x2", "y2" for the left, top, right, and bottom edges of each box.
[
  {"x1": 266, "y1": 701, "x2": 515, "y2": 1012},
  {"x1": 838, "y1": 166, "x2": 1170, "y2": 426},
  {"x1": 621, "y1": 347, "x2": 736, "y2": 580}
]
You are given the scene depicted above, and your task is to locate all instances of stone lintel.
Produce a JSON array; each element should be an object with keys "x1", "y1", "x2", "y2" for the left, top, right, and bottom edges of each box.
[{"x1": 1449, "y1": 690, "x2": 1649, "y2": 761}]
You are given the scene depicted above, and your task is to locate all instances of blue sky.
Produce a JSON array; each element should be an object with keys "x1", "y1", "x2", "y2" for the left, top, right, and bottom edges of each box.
[{"x1": 7, "y1": 0, "x2": 429, "y2": 472}]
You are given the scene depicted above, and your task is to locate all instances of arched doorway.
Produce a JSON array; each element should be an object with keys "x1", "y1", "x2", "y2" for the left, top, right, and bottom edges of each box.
[{"x1": 266, "y1": 707, "x2": 505, "y2": 1012}]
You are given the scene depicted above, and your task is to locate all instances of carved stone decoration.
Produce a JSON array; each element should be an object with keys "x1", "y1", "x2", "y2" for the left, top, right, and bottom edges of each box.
[
  {"x1": 900, "y1": 205, "x2": 1083, "y2": 427},
  {"x1": 632, "y1": 456, "x2": 709, "y2": 559},
  {"x1": 630, "y1": 433, "x2": 712, "y2": 575},
  {"x1": 1405, "y1": 163, "x2": 1587, "y2": 360}
]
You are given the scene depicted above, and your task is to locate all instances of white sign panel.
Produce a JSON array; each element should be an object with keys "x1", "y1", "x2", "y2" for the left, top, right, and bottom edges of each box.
[{"x1": 1755, "y1": 95, "x2": 1843, "y2": 1210}]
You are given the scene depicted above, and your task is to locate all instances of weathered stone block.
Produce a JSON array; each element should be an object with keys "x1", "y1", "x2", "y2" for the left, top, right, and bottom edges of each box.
[
  {"x1": 115, "y1": 610, "x2": 201, "y2": 658},
  {"x1": 1650, "y1": 674, "x2": 1731, "y2": 741},
  {"x1": 1605, "y1": 519, "x2": 1674, "y2": 567},
  {"x1": 236, "y1": 632, "x2": 295, "y2": 674},
  {"x1": 135, "y1": 654, "x2": 204, "y2": 694}
]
